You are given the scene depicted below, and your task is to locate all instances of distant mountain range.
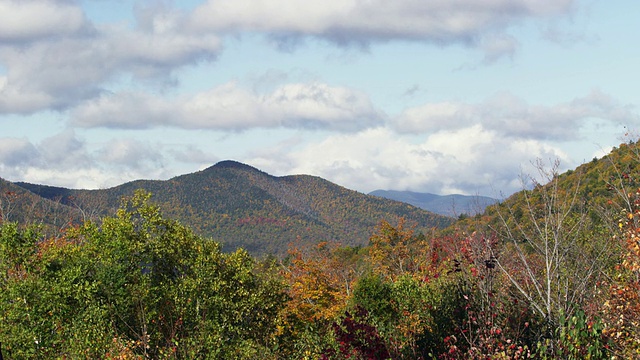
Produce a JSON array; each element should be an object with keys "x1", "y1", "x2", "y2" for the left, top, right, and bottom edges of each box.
[
  {"x1": 6, "y1": 160, "x2": 453, "y2": 256},
  {"x1": 369, "y1": 190, "x2": 498, "y2": 217}
]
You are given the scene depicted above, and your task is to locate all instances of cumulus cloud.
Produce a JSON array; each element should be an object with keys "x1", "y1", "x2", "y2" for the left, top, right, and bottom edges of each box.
[
  {"x1": 0, "y1": 137, "x2": 40, "y2": 168},
  {"x1": 0, "y1": 0, "x2": 92, "y2": 43},
  {"x1": 189, "y1": 0, "x2": 574, "y2": 51},
  {"x1": 479, "y1": 33, "x2": 518, "y2": 63},
  {"x1": 71, "y1": 82, "x2": 386, "y2": 132},
  {"x1": 0, "y1": 132, "x2": 170, "y2": 189},
  {"x1": 97, "y1": 138, "x2": 164, "y2": 169},
  {"x1": 70, "y1": 92, "x2": 180, "y2": 129},
  {"x1": 0, "y1": 29, "x2": 222, "y2": 113},
  {"x1": 17, "y1": 167, "x2": 118, "y2": 190},
  {"x1": 38, "y1": 130, "x2": 92, "y2": 169},
  {"x1": 0, "y1": 0, "x2": 580, "y2": 115},
  {"x1": 248, "y1": 125, "x2": 571, "y2": 196},
  {"x1": 0, "y1": 134, "x2": 87, "y2": 186},
  {"x1": 393, "y1": 90, "x2": 638, "y2": 140},
  {"x1": 0, "y1": 1, "x2": 221, "y2": 115},
  {"x1": 95, "y1": 139, "x2": 164, "y2": 178}
]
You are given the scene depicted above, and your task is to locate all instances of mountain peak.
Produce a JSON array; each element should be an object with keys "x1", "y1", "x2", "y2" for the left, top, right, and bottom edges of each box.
[
  {"x1": 213, "y1": 160, "x2": 253, "y2": 169},
  {"x1": 204, "y1": 160, "x2": 271, "y2": 178}
]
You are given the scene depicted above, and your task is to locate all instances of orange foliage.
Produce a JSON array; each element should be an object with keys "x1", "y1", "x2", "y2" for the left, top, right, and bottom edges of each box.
[
  {"x1": 282, "y1": 241, "x2": 358, "y2": 322},
  {"x1": 368, "y1": 218, "x2": 420, "y2": 280}
]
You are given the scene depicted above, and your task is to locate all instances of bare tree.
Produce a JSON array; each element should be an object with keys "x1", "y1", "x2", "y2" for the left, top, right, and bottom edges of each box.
[
  {"x1": 490, "y1": 159, "x2": 615, "y2": 328},
  {"x1": 0, "y1": 191, "x2": 18, "y2": 223}
]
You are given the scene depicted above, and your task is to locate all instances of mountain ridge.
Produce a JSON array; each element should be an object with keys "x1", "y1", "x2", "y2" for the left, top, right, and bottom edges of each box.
[
  {"x1": 9, "y1": 160, "x2": 454, "y2": 255},
  {"x1": 369, "y1": 189, "x2": 499, "y2": 217}
]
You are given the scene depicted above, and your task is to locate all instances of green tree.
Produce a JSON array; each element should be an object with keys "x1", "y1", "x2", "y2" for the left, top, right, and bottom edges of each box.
[{"x1": 0, "y1": 190, "x2": 288, "y2": 359}]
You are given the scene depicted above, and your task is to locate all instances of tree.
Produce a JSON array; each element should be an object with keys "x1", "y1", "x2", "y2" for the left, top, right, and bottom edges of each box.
[
  {"x1": 0, "y1": 190, "x2": 18, "y2": 223},
  {"x1": 0, "y1": 190, "x2": 289, "y2": 358},
  {"x1": 490, "y1": 160, "x2": 614, "y2": 354},
  {"x1": 281, "y1": 241, "x2": 368, "y2": 325},
  {"x1": 367, "y1": 218, "x2": 429, "y2": 280}
]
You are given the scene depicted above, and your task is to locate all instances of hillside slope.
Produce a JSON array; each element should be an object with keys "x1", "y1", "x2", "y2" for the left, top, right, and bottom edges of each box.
[
  {"x1": 450, "y1": 141, "x2": 640, "y2": 236},
  {"x1": 0, "y1": 177, "x2": 80, "y2": 230},
  {"x1": 15, "y1": 160, "x2": 453, "y2": 255}
]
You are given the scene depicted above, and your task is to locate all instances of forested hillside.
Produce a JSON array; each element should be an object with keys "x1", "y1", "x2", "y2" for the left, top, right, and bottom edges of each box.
[
  {"x1": 13, "y1": 160, "x2": 452, "y2": 255},
  {"x1": 0, "y1": 178, "x2": 79, "y2": 230},
  {"x1": 3, "y1": 143, "x2": 640, "y2": 358}
]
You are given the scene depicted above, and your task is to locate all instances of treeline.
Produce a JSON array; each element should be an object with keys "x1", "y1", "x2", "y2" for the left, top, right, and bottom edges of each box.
[{"x1": 2, "y1": 149, "x2": 640, "y2": 358}]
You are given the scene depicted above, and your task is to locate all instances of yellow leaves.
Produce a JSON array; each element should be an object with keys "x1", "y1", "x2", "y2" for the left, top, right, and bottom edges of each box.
[
  {"x1": 105, "y1": 337, "x2": 144, "y2": 360},
  {"x1": 368, "y1": 218, "x2": 421, "y2": 280},
  {"x1": 603, "y1": 192, "x2": 640, "y2": 356},
  {"x1": 282, "y1": 242, "x2": 355, "y2": 322}
]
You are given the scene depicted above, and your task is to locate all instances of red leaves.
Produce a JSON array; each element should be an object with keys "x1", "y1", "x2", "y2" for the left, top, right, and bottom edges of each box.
[{"x1": 326, "y1": 307, "x2": 391, "y2": 360}]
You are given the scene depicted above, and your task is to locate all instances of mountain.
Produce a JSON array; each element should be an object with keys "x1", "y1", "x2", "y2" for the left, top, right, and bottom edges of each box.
[
  {"x1": 369, "y1": 190, "x2": 498, "y2": 217},
  {"x1": 0, "y1": 177, "x2": 80, "y2": 230},
  {"x1": 13, "y1": 160, "x2": 453, "y2": 255}
]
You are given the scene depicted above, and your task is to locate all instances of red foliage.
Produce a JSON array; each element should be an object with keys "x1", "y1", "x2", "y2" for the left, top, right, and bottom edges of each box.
[{"x1": 322, "y1": 306, "x2": 390, "y2": 360}]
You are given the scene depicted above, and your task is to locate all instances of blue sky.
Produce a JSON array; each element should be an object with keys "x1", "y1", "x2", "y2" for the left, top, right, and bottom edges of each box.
[{"x1": 1, "y1": 0, "x2": 638, "y2": 197}]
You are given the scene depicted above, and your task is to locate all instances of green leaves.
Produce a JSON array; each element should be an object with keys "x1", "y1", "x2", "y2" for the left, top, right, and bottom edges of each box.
[{"x1": 0, "y1": 190, "x2": 288, "y2": 358}]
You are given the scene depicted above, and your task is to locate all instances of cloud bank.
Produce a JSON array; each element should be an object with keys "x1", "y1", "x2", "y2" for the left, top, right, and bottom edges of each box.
[
  {"x1": 393, "y1": 90, "x2": 637, "y2": 140},
  {"x1": 70, "y1": 82, "x2": 385, "y2": 132},
  {"x1": 0, "y1": 0, "x2": 578, "y2": 115},
  {"x1": 0, "y1": 0, "x2": 221, "y2": 114},
  {"x1": 190, "y1": 0, "x2": 574, "y2": 45}
]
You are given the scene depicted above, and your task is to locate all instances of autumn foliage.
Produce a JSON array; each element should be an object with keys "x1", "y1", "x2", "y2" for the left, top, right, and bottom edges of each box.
[
  {"x1": 282, "y1": 241, "x2": 356, "y2": 323},
  {"x1": 7, "y1": 141, "x2": 640, "y2": 357},
  {"x1": 601, "y1": 189, "x2": 640, "y2": 357}
]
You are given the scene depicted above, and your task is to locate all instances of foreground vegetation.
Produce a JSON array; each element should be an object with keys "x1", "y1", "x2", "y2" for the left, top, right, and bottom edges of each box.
[{"x1": 2, "y1": 143, "x2": 640, "y2": 358}]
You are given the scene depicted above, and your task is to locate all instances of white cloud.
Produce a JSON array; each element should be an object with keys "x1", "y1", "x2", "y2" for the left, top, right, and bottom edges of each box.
[
  {"x1": 479, "y1": 33, "x2": 518, "y2": 63},
  {"x1": 0, "y1": 0, "x2": 91, "y2": 43},
  {"x1": 97, "y1": 138, "x2": 164, "y2": 169},
  {"x1": 71, "y1": 82, "x2": 385, "y2": 132},
  {"x1": 393, "y1": 102, "x2": 474, "y2": 134},
  {"x1": 248, "y1": 125, "x2": 572, "y2": 196},
  {"x1": 17, "y1": 167, "x2": 113, "y2": 190},
  {"x1": 106, "y1": 26, "x2": 221, "y2": 77},
  {"x1": 393, "y1": 91, "x2": 638, "y2": 140},
  {"x1": 189, "y1": 0, "x2": 574, "y2": 48},
  {"x1": 169, "y1": 145, "x2": 219, "y2": 165},
  {"x1": 0, "y1": 133, "x2": 171, "y2": 189},
  {"x1": 0, "y1": 3, "x2": 222, "y2": 115},
  {"x1": 70, "y1": 91, "x2": 179, "y2": 129},
  {"x1": 266, "y1": 83, "x2": 382, "y2": 131},
  {"x1": 16, "y1": 165, "x2": 170, "y2": 190},
  {"x1": 0, "y1": 137, "x2": 40, "y2": 168},
  {"x1": 38, "y1": 130, "x2": 91, "y2": 169},
  {"x1": 0, "y1": 0, "x2": 581, "y2": 115}
]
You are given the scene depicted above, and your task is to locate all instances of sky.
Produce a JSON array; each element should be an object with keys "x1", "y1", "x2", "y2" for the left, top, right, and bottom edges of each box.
[{"x1": 1, "y1": 0, "x2": 639, "y2": 198}]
